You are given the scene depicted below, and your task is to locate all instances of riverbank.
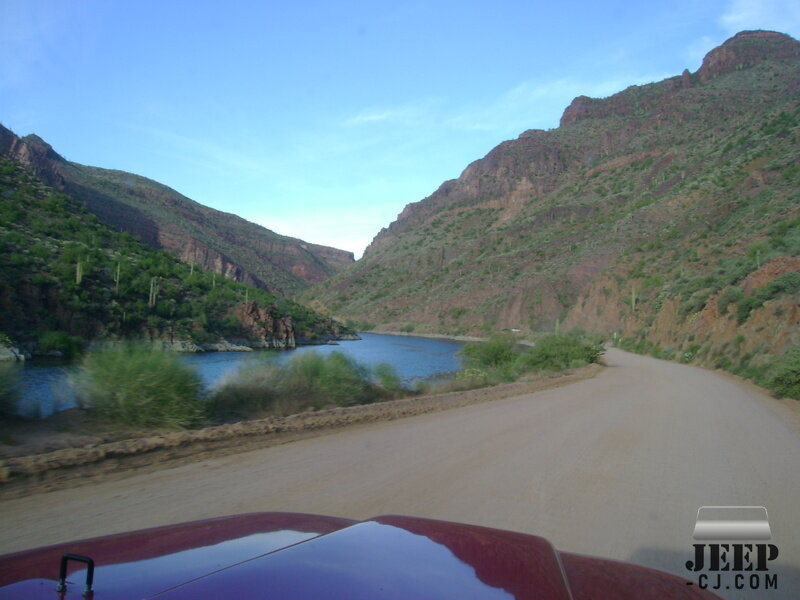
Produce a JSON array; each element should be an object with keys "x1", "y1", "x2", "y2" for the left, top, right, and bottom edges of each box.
[
  {"x1": 368, "y1": 329, "x2": 537, "y2": 347},
  {"x1": 0, "y1": 363, "x2": 603, "y2": 499},
  {"x1": 0, "y1": 333, "x2": 363, "y2": 363},
  {"x1": 369, "y1": 329, "x2": 484, "y2": 343}
]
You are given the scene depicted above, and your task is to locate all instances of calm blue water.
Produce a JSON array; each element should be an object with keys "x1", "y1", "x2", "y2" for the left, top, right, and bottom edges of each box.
[{"x1": 14, "y1": 333, "x2": 465, "y2": 418}]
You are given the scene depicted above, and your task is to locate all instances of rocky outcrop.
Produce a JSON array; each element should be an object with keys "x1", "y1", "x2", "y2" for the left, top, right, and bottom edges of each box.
[
  {"x1": 232, "y1": 301, "x2": 296, "y2": 348},
  {"x1": 0, "y1": 344, "x2": 28, "y2": 362},
  {"x1": 0, "y1": 128, "x2": 67, "y2": 190},
  {"x1": 697, "y1": 30, "x2": 800, "y2": 82},
  {"x1": 560, "y1": 30, "x2": 800, "y2": 127}
]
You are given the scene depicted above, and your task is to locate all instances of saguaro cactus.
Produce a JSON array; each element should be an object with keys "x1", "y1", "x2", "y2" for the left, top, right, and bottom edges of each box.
[
  {"x1": 114, "y1": 261, "x2": 121, "y2": 295},
  {"x1": 148, "y1": 277, "x2": 159, "y2": 308}
]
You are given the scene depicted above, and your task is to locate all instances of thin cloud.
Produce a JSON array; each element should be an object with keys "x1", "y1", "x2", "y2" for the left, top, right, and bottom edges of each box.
[{"x1": 341, "y1": 99, "x2": 441, "y2": 127}]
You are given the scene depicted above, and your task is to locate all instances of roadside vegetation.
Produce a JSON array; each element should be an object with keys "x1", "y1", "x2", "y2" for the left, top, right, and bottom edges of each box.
[
  {"x1": 418, "y1": 331, "x2": 605, "y2": 394},
  {"x1": 209, "y1": 351, "x2": 406, "y2": 420},
  {"x1": 71, "y1": 345, "x2": 207, "y2": 429},
  {"x1": 766, "y1": 345, "x2": 800, "y2": 400},
  {"x1": 58, "y1": 346, "x2": 408, "y2": 429},
  {"x1": 1, "y1": 332, "x2": 604, "y2": 430}
]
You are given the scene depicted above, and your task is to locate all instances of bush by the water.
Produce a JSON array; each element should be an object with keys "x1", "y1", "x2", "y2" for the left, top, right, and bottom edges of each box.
[
  {"x1": 766, "y1": 345, "x2": 800, "y2": 400},
  {"x1": 0, "y1": 362, "x2": 20, "y2": 418},
  {"x1": 458, "y1": 332, "x2": 604, "y2": 385},
  {"x1": 515, "y1": 334, "x2": 604, "y2": 372},
  {"x1": 36, "y1": 331, "x2": 84, "y2": 359},
  {"x1": 209, "y1": 351, "x2": 406, "y2": 419},
  {"x1": 459, "y1": 334, "x2": 516, "y2": 369},
  {"x1": 72, "y1": 345, "x2": 206, "y2": 429}
]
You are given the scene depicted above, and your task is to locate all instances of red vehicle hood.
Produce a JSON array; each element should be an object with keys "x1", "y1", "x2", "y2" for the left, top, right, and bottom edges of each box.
[{"x1": 0, "y1": 512, "x2": 721, "y2": 600}]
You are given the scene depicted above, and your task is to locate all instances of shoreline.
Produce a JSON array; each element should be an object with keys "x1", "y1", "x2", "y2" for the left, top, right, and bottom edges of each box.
[
  {"x1": 0, "y1": 333, "x2": 363, "y2": 363},
  {"x1": 0, "y1": 363, "x2": 603, "y2": 499},
  {"x1": 366, "y1": 329, "x2": 485, "y2": 343}
]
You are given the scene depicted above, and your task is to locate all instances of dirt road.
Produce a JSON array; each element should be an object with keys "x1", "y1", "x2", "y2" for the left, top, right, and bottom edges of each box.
[{"x1": 2, "y1": 348, "x2": 799, "y2": 599}]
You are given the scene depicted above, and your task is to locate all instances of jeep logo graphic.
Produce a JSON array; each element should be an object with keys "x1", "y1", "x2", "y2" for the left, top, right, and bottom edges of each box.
[{"x1": 685, "y1": 506, "x2": 779, "y2": 592}]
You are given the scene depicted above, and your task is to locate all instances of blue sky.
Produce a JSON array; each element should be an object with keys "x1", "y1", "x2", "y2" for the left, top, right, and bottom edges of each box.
[{"x1": 2, "y1": 1, "x2": 799, "y2": 258}]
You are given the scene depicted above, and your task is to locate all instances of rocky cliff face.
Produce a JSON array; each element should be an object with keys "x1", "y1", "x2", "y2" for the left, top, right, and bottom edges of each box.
[
  {"x1": 304, "y1": 31, "x2": 800, "y2": 365},
  {"x1": 0, "y1": 129, "x2": 67, "y2": 189},
  {"x1": 232, "y1": 301, "x2": 296, "y2": 348},
  {"x1": 0, "y1": 126, "x2": 354, "y2": 297}
]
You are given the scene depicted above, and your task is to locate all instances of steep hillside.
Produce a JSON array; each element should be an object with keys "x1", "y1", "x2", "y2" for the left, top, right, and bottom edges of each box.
[
  {"x1": 0, "y1": 127, "x2": 354, "y2": 297},
  {"x1": 304, "y1": 31, "x2": 800, "y2": 368},
  {"x1": 0, "y1": 156, "x2": 350, "y2": 353}
]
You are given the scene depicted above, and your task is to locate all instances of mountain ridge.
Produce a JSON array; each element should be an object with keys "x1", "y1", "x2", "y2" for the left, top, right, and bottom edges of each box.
[
  {"x1": 0, "y1": 126, "x2": 354, "y2": 297},
  {"x1": 303, "y1": 30, "x2": 800, "y2": 375}
]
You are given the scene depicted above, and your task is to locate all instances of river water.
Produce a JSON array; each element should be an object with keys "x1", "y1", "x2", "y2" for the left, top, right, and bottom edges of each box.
[{"x1": 14, "y1": 333, "x2": 465, "y2": 417}]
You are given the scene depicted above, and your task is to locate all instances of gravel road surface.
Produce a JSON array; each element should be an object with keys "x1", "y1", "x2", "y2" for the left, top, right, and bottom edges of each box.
[{"x1": 2, "y1": 348, "x2": 799, "y2": 599}]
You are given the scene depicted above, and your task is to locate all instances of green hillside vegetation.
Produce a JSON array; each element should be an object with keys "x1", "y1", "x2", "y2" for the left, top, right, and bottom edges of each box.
[
  {"x1": 63, "y1": 162, "x2": 349, "y2": 295},
  {"x1": 0, "y1": 157, "x2": 342, "y2": 352}
]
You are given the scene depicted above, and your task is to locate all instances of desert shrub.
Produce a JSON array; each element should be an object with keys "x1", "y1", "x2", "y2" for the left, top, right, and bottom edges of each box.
[
  {"x1": 287, "y1": 352, "x2": 373, "y2": 406},
  {"x1": 737, "y1": 272, "x2": 800, "y2": 323},
  {"x1": 37, "y1": 331, "x2": 84, "y2": 359},
  {"x1": 0, "y1": 362, "x2": 21, "y2": 418},
  {"x1": 372, "y1": 363, "x2": 405, "y2": 397},
  {"x1": 459, "y1": 334, "x2": 516, "y2": 369},
  {"x1": 766, "y1": 345, "x2": 800, "y2": 400},
  {"x1": 717, "y1": 287, "x2": 744, "y2": 315},
  {"x1": 73, "y1": 345, "x2": 205, "y2": 429},
  {"x1": 515, "y1": 335, "x2": 604, "y2": 373},
  {"x1": 208, "y1": 355, "x2": 284, "y2": 419},
  {"x1": 209, "y1": 351, "x2": 407, "y2": 419}
]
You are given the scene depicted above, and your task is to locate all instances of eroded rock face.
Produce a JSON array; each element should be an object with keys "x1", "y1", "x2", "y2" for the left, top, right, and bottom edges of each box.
[
  {"x1": 232, "y1": 301, "x2": 296, "y2": 348},
  {"x1": 0, "y1": 128, "x2": 67, "y2": 190}
]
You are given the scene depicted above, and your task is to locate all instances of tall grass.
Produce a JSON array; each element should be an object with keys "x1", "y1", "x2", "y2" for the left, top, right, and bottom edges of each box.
[
  {"x1": 209, "y1": 351, "x2": 407, "y2": 419},
  {"x1": 72, "y1": 344, "x2": 205, "y2": 429}
]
